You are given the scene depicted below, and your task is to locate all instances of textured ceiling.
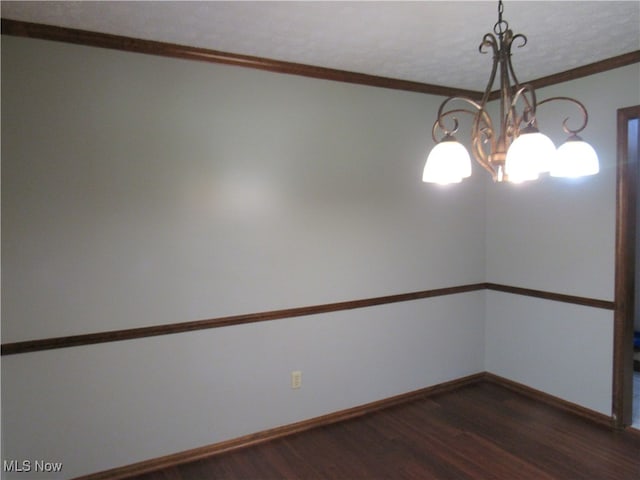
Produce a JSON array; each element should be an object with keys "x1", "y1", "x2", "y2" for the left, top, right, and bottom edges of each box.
[{"x1": 2, "y1": 1, "x2": 639, "y2": 91}]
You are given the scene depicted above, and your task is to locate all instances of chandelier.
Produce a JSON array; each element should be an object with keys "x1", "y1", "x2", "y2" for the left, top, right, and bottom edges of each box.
[{"x1": 423, "y1": 1, "x2": 599, "y2": 184}]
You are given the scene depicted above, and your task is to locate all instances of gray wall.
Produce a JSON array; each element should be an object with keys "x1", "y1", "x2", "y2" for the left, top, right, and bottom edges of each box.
[
  {"x1": 484, "y1": 64, "x2": 640, "y2": 413},
  {"x1": 1, "y1": 36, "x2": 485, "y2": 478}
]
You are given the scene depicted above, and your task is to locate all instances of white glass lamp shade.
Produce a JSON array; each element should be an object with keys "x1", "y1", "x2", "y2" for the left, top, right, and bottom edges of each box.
[
  {"x1": 550, "y1": 135, "x2": 599, "y2": 178},
  {"x1": 422, "y1": 136, "x2": 472, "y2": 185},
  {"x1": 505, "y1": 128, "x2": 556, "y2": 183}
]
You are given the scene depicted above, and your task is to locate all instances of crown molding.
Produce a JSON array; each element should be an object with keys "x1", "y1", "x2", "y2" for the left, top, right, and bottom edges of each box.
[
  {"x1": 1, "y1": 18, "x2": 482, "y2": 98},
  {"x1": 487, "y1": 50, "x2": 640, "y2": 101},
  {"x1": 3, "y1": 19, "x2": 638, "y2": 100}
]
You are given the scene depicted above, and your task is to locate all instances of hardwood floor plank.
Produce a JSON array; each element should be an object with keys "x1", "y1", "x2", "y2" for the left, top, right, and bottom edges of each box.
[
  {"x1": 129, "y1": 381, "x2": 640, "y2": 480},
  {"x1": 437, "y1": 383, "x2": 640, "y2": 480}
]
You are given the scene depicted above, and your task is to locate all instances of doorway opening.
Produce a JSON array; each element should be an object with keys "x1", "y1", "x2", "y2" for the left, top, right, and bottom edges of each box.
[{"x1": 630, "y1": 116, "x2": 640, "y2": 429}]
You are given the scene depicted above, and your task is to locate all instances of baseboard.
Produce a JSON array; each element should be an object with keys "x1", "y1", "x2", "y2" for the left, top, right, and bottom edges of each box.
[
  {"x1": 76, "y1": 371, "x2": 635, "y2": 479},
  {"x1": 74, "y1": 372, "x2": 485, "y2": 480},
  {"x1": 75, "y1": 371, "x2": 630, "y2": 479},
  {"x1": 482, "y1": 372, "x2": 613, "y2": 427}
]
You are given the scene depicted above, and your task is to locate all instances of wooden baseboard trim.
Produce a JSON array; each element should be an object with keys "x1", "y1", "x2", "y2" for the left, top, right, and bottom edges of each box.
[
  {"x1": 73, "y1": 372, "x2": 485, "y2": 480},
  {"x1": 482, "y1": 372, "x2": 613, "y2": 427},
  {"x1": 73, "y1": 371, "x2": 637, "y2": 479},
  {"x1": 485, "y1": 373, "x2": 640, "y2": 437}
]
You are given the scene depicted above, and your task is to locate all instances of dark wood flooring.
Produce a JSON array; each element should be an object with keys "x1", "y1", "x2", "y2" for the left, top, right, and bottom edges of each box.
[{"x1": 132, "y1": 381, "x2": 640, "y2": 480}]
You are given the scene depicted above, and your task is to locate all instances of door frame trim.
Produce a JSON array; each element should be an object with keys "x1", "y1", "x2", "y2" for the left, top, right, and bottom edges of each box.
[{"x1": 613, "y1": 105, "x2": 640, "y2": 428}]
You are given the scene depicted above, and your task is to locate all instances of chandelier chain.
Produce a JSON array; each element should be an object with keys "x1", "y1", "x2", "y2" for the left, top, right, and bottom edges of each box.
[{"x1": 494, "y1": 0, "x2": 509, "y2": 37}]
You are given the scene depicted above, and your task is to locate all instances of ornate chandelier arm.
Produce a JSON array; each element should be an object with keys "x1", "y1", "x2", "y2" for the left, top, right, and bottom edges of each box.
[
  {"x1": 432, "y1": 96, "x2": 485, "y2": 136},
  {"x1": 431, "y1": 97, "x2": 496, "y2": 175},
  {"x1": 504, "y1": 33, "x2": 534, "y2": 124},
  {"x1": 431, "y1": 106, "x2": 481, "y2": 141},
  {"x1": 536, "y1": 96, "x2": 590, "y2": 135},
  {"x1": 506, "y1": 90, "x2": 590, "y2": 138},
  {"x1": 478, "y1": 32, "x2": 499, "y2": 107},
  {"x1": 505, "y1": 83, "x2": 539, "y2": 136},
  {"x1": 504, "y1": 33, "x2": 528, "y2": 93},
  {"x1": 471, "y1": 114, "x2": 497, "y2": 176}
]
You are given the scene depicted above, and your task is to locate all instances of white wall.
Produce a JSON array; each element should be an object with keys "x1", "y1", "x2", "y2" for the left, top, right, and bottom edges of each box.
[
  {"x1": 2, "y1": 293, "x2": 485, "y2": 479},
  {"x1": 485, "y1": 291, "x2": 614, "y2": 413},
  {"x1": 1, "y1": 37, "x2": 486, "y2": 342},
  {"x1": 1, "y1": 36, "x2": 486, "y2": 478},
  {"x1": 485, "y1": 63, "x2": 640, "y2": 415}
]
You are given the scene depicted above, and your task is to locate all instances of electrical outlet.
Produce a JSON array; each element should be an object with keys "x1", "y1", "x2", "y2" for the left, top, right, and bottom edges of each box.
[{"x1": 291, "y1": 370, "x2": 302, "y2": 389}]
